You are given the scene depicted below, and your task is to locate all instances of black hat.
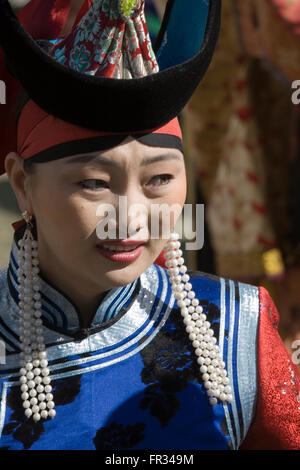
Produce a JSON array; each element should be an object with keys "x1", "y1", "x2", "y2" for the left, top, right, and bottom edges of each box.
[{"x1": 0, "y1": 0, "x2": 221, "y2": 133}]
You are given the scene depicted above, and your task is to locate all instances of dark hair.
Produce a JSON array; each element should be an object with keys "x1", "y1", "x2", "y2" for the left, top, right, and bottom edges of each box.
[{"x1": 23, "y1": 158, "x2": 36, "y2": 174}]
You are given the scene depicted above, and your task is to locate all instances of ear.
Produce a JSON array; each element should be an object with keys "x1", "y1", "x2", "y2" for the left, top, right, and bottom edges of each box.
[{"x1": 4, "y1": 152, "x2": 33, "y2": 214}]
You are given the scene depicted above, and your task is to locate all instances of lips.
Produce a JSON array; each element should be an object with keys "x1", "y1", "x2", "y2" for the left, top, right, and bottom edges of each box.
[{"x1": 96, "y1": 240, "x2": 146, "y2": 263}]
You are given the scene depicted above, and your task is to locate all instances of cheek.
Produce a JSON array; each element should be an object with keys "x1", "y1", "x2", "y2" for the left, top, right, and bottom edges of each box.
[
  {"x1": 162, "y1": 173, "x2": 187, "y2": 222},
  {"x1": 31, "y1": 183, "x2": 98, "y2": 240}
]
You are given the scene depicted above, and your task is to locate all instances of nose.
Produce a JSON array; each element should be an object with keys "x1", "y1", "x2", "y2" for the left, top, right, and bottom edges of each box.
[{"x1": 116, "y1": 187, "x2": 151, "y2": 240}]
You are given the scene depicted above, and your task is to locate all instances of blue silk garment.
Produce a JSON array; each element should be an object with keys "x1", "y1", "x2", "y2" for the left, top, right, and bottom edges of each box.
[{"x1": 0, "y1": 231, "x2": 259, "y2": 450}]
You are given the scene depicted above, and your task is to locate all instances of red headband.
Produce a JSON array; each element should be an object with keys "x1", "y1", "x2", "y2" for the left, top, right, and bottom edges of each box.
[{"x1": 17, "y1": 99, "x2": 183, "y2": 164}]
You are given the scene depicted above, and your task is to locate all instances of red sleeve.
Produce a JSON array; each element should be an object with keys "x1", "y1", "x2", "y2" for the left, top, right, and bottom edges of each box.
[{"x1": 241, "y1": 286, "x2": 300, "y2": 450}]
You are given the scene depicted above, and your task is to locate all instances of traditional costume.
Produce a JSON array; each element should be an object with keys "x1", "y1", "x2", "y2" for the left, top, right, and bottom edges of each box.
[{"x1": 0, "y1": 0, "x2": 299, "y2": 450}]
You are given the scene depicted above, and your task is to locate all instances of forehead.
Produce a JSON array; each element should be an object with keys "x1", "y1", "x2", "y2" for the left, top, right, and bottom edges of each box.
[{"x1": 60, "y1": 138, "x2": 184, "y2": 169}]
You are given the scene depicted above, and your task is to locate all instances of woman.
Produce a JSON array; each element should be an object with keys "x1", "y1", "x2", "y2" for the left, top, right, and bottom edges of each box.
[{"x1": 0, "y1": 0, "x2": 299, "y2": 450}]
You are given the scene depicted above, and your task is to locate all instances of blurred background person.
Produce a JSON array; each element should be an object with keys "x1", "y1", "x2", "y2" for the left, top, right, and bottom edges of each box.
[{"x1": 183, "y1": 0, "x2": 300, "y2": 363}]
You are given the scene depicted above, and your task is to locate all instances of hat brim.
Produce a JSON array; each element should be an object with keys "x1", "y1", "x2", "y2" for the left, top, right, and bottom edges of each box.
[{"x1": 0, "y1": 0, "x2": 221, "y2": 133}]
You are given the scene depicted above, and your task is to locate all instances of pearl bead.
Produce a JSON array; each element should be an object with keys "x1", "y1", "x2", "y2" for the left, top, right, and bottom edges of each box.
[
  {"x1": 209, "y1": 398, "x2": 218, "y2": 406},
  {"x1": 48, "y1": 409, "x2": 56, "y2": 419},
  {"x1": 226, "y1": 394, "x2": 233, "y2": 403},
  {"x1": 23, "y1": 400, "x2": 30, "y2": 409},
  {"x1": 47, "y1": 401, "x2": 55, "y2": 409},
  {"x1": 165, "y1": 232, "x2": 231, "y2": 407},
  {"x1": 204, "y1": 381, "x2": 212, "y2": 389},
  {"x1": 24, "y1": 408, "x2": 33, "y2": 418},
  {"x1": 30, "y1": 397, "x2": 38, "y2": 406},
  {"x1": 197, "y1": 357, "x2": 205, "y2": 365},
  {"x1": 185, "y1": 325, "x2": 194, "y2": 334},
  {"x1": 21, "y1": 392, "x2": 29, "y2": 401},
  {"x1": 41, "y1": 410, "x2": 48, "y2": 419},
  {"x1": 26, "y1": 371, "x2": 34, "y2": 380},
  {"x1": 195, "y1": 348, "x2": 203, "y2": 356},
  {"x1": 33, "y1": 413, "x2": 41, "y2": 422}
]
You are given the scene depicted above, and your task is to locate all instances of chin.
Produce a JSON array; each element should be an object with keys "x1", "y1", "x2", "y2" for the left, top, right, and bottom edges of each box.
[{"x1": 95, "y1": 260, "x2": 152, "y2": 289}]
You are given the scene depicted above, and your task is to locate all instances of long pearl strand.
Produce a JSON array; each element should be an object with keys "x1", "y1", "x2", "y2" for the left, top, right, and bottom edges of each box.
[
  {"x1": 17, "y1": 214, "x2": 56, "y2": 422},
  {"x1": 164, "y1": 233, "x2": 233, "y2": 406}
]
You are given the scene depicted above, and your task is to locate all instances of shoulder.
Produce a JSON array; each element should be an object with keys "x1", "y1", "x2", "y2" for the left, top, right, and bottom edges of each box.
[
  {"x1": 177, "y1": 268, "x2": 260, "y2": 320},
  {"x1": 155, "y1": 265, "x2": 261, "y2": 448}
]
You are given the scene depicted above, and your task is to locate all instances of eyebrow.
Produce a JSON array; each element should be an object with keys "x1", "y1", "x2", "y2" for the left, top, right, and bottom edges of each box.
[{"x1": 63, "y1": 153, "x2": 182, "y2": 168}]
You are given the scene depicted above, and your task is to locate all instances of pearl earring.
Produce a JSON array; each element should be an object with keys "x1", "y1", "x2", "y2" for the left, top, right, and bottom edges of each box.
[
  {"x1": 18, "y1": 211, "x2": 56, "y2": 422},
  {"x1": 164, "y1": 232, "x2": 232, "y2": 406}
]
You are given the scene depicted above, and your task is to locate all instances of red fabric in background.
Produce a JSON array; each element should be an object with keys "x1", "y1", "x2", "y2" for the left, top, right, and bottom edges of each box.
[
  {"x1": 18, "y1": 0, "x2": 70, "y2": 39},
  {"x1": 241, "y1": 286, "x2": 300, "y2": 450},
  {"x1": 269, "y1": 0, "x2": 300, "y2": 37},
  {"x1": 0, "y1": 0, "x2": 71, "y2": 175}
]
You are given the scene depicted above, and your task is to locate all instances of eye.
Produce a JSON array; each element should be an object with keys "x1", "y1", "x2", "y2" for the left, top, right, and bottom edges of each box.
[
  {"x1": 78, "y1": 179, "x2": 109, "y2": 191},
  {"x1": 147, "y1": 174, "x2": 173, "y2": 187}
]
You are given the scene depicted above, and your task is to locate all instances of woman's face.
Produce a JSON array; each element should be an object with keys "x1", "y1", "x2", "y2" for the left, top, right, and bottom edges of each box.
[{"x1": 18, "y1": 138, "x2": 186, "y2": 294}]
